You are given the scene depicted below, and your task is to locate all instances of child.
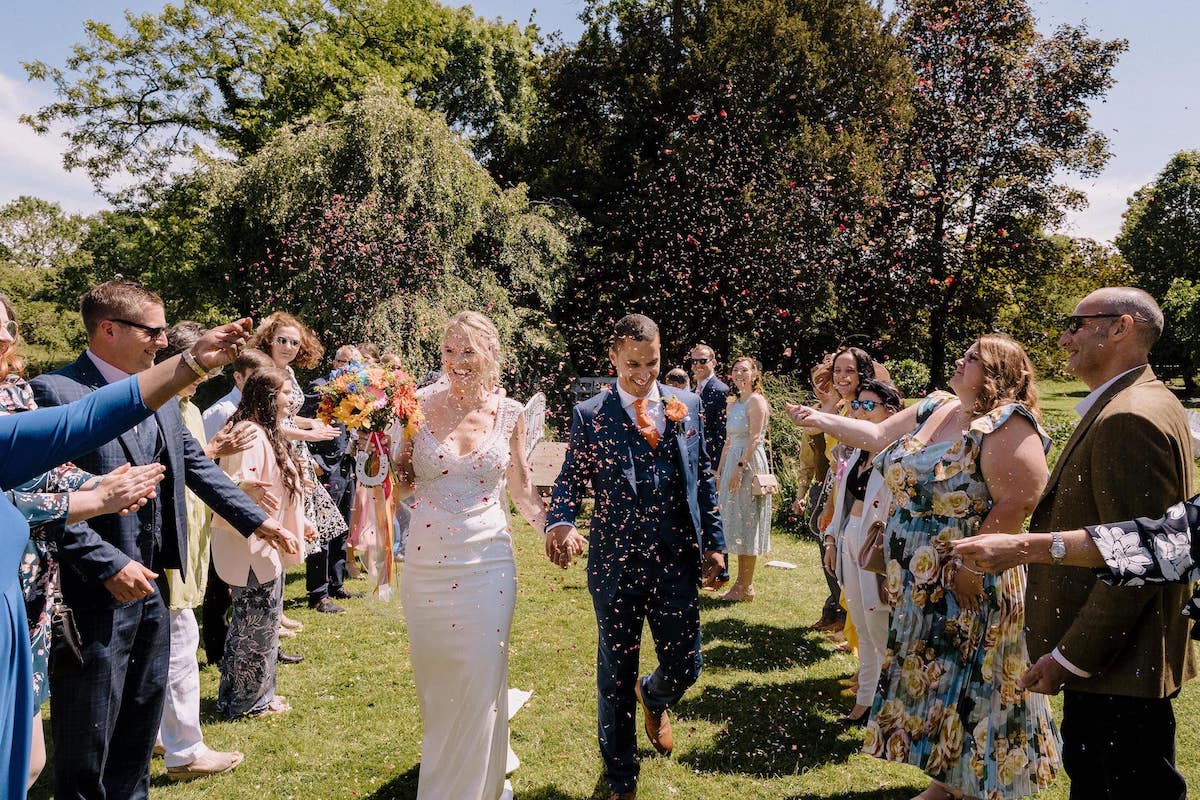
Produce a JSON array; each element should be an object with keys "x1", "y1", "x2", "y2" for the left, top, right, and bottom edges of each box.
[{"x1": 210, "y1": 368, "x2": 305, "y2": 719}]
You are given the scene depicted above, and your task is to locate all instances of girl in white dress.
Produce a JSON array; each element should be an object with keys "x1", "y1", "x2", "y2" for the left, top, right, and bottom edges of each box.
[{"x1": 393, "y1": 312, "x2": 548, "y2": 800}]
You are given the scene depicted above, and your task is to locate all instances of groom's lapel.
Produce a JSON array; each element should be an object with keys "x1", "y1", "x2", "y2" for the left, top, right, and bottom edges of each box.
[
  {"x1": 600, "y1": 387, "x2": 637, "y2": 493},
  {"x1": 660, "y1": 384, "x2": 690, "y2": 476}
]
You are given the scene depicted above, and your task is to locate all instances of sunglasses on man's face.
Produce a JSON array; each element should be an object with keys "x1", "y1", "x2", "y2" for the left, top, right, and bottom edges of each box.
[
  {"x1": 1062, "y1": 313, "x2": 1122, "y2": 334},
  {"x1": 850, "y1": 399, "x2": 881, "y2": 412},
  {"x1": 687, "y1": 357, "x2": 710, "y2": 365},
  {"x1": 108, "y1": 318, "x2": 169, "y2": 339}
]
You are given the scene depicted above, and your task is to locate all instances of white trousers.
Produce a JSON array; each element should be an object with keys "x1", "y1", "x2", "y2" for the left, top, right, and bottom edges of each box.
[
  {"x1": 839, "y1": 515, "x2": 891, "y2": 707},
  {"x1": 158, "y1": 608, "x2": 208, "y2": 767}
]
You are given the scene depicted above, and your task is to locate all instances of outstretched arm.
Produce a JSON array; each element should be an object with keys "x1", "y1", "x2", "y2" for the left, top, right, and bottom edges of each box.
[{"x1": 785, "y1": 400, "x2": 925, "y2": 453}]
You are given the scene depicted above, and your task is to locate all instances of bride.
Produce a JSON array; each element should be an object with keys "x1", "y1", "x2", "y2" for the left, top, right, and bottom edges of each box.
[{"x1": 393, "y1": 311, "x2": 551, "y2": 800}]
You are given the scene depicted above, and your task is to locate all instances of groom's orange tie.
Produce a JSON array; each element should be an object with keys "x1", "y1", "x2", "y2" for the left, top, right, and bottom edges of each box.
[{"x1": 633, "y1": 398, "x2": 661, "y2": 448}]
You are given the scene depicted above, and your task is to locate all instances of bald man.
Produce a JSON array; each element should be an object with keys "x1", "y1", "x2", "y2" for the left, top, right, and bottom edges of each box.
[{"x1": 1026, "y1": 287, "x2": 1195, "y2": 800}]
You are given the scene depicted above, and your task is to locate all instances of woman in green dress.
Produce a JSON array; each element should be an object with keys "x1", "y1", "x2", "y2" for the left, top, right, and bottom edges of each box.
[{"x1": 788, "y1": 334, "x2": 1061, "y2": 800}]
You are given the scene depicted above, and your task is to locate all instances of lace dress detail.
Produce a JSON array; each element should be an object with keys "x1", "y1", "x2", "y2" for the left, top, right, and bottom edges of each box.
[
  {"x1": 402, "y1": 395, "x2": 524, "y2": 800},
  {"x1": 285, "y1": 368, "x2": 347, "y2": 555}
]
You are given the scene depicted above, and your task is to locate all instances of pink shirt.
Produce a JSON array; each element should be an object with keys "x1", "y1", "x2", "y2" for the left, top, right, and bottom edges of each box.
[{"x1": 210, "y1": 422, "x2": 304, "y2": 586}]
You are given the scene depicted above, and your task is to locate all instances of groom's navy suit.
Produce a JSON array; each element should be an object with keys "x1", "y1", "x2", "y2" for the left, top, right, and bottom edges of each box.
[
  {"x1": 548, "y1": 383, "x2": 724, "y2": 793},
  {"x1": 33, "y1": 352, "x2": 267, "y2": 800}
]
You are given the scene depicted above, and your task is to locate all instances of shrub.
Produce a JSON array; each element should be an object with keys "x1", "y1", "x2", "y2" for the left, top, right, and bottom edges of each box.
[{"x1": 885, "y1": 358, "x2": 931, "y2": 399}]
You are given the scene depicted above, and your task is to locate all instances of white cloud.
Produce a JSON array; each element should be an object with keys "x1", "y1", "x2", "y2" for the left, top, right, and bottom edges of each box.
[
  {"x1": 1053, "y1": 174, "x2": 1149, "y2": 245},
  {"x1": 0, "y1": 70, "x2": 110, "y2": 214}
]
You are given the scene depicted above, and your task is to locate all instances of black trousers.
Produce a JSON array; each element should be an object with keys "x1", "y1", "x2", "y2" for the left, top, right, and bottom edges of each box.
[
  {"x1": 306, "y1": 528, "x2": 349, "y2": 603},
  {"x1": 1061, "y1": 689, "x2": 1186, "y2": 800},
  {"x1": 202, "y1": 557, "x2": 231, "y2": 665}
]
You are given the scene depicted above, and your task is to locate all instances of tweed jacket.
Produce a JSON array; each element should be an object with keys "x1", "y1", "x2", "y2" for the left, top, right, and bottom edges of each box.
[{"x1": 1026, "y1": 365, "x2": 1196, "y2": 698}]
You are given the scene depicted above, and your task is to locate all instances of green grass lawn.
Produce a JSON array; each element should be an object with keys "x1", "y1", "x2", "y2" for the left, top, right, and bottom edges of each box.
[
  {"x1": 31, "y1": 379, "x2": 1200, "y2": 799},
  {"x1": 33, "y1": 526, "x2": 1200, "y2": 799}
]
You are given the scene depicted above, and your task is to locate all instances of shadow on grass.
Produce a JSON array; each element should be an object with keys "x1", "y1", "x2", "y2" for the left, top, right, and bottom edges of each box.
[
  {"x1": 364, "y1": 767, "x2": 603, "y2": 800},
  {"x1": 701, "y1": 616, "x2": 833, "y2": 673},
  {"x1": 362, "y1": 764, "x2": 421, "y2": 798},
  {"x1": 785, "y1": 789, "x2": 919, "y2": 800},
  {"x1": 676, "y1": 675, "x2": 865, "y2": 778}
]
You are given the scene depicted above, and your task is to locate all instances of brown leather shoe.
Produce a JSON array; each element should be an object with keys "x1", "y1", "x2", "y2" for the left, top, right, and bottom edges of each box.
[
  {"x1": 608, "y1": 791, "x2": 637, "y2": 800},
  {"x1": 633, "y1": 677, "x2": 673, "y2": 756}
]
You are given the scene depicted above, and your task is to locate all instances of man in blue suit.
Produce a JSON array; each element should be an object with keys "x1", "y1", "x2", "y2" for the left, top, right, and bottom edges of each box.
[
  {"x1": 32, "y1": 280, "x2": 295, "y2": 800},
  {"x1": 547, "y1": 314, "x2": 725, "y2": 800},
  {"x1": 688, "y1": 343, "x2": 730, "y2": 469}
]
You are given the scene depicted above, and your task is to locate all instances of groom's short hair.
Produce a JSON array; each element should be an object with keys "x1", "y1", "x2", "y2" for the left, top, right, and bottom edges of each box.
[{"x1": 610, "y1": 314, "x2": 659, "y2": 351}]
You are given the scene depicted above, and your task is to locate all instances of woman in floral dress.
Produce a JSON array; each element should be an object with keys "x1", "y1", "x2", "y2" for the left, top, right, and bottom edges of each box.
[{"x1": 788, "y1": 334, "x2": 1061, "y2": 800}]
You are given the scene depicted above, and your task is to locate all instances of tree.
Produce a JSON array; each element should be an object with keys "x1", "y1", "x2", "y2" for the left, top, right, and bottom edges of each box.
[
  {"x1": 0, "y1": 196, "x2": 90, "y2": 271},
  {"x1": 873, "y1": 0, "x2": 1125, "y2": 388},
  {"x1": 23, "y1": 0, "x2": 541, "y2": 196},
  {"x1": 206, "y1": 87, "x2": 575, "y2": 397},
  {"x1": 1117, "y1": 150, "x2": 1200, "y2": 386},
  {"x1": 508, "y1": 0, "x2": 911, "y2": 373}
]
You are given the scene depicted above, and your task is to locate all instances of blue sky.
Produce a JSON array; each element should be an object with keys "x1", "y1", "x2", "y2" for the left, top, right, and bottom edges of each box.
[{"x1": 1, "y1": 1, "x2": 1196, "y2": 244}]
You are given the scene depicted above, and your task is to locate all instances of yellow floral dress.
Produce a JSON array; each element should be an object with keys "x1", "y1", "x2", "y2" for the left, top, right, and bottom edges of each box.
[{"x1": 863, "y1": 392, "x2": 1061, "y2": 799}]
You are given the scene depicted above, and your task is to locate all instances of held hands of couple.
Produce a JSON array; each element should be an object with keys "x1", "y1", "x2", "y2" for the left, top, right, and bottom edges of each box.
[{"x1": 544, "y1": 525, "x2": 587, "y2": 569}]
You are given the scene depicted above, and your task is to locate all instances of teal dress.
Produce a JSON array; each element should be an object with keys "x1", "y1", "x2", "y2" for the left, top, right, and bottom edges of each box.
[
  {"x1": 0, "y1": 376, "x2": 153, "y2": 799},
  {"x1": 864, "y1": 392, "x2": 1061, "y2": 799}
]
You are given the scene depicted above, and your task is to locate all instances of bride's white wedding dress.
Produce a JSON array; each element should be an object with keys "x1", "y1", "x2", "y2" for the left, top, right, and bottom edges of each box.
[{"x1": 402, "y1": 396, "x2": 525, "y2": 800}]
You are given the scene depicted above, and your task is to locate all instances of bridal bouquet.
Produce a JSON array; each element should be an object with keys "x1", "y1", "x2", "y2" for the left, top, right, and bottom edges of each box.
[{"x1": 314, "y1": 362, "x2": 422, "y2": 432}]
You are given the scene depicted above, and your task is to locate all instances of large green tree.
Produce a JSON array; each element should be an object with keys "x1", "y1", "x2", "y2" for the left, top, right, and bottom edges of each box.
[
  {"x1": 873, "y1": 0, "x2": 1125, "y2": 387},
  {"x1": 1118, "y1": 150, "x2": 1200, "y2": 385},
  {"x1": 23, "y1": 0, "x2": 541, "y2": 196},
  {"x1": 507, "y1": 0, "x2": 910, "y2": 373},
  {"x1": 206, "y1": 87, "x2": 575, "y2": 394}
]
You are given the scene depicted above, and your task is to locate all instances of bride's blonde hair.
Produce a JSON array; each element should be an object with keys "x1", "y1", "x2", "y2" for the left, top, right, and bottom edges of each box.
[{"x1": 443, "y1": 311, "x2": 502, "y2": 390}]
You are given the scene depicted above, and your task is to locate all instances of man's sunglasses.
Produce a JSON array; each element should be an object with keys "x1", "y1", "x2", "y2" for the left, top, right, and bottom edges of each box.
[
  {"x1": 1062, "y1": 313, "x2": 1123, "y2": 334},
  {"x1": 850, "y1": 399, "x2": 880, "y2": 411},
  {"x1": 108, "y1": 318, "x2": 169, "y2": 339},
  {"x1": 686, "y1": 357, "x2": 710, "y2": 365}
]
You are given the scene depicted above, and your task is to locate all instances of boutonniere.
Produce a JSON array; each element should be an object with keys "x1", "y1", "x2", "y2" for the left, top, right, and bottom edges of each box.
[{"x1": 664, "y1": 396, "x2": 688, "y2": 423}]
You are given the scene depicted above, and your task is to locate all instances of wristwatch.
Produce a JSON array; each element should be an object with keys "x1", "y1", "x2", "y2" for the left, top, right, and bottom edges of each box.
[{"x1": 1049, "y1": 531, "x2": 1066, "y2": 565}]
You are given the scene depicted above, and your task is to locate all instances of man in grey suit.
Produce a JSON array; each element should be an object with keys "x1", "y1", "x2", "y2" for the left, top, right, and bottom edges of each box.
[{"x1": 32, "y1": 280, "x2": 296, "y2": 800}]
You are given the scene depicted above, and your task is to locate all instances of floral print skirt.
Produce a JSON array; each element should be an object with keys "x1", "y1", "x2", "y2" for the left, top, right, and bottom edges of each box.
[{"x1": 217, "y1": 573, "x2": 281, "y2": 719}]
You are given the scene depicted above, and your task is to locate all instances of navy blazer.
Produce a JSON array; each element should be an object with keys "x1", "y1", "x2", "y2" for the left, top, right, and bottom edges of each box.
[
  {"x1": 699, "y1": 376, "x2": 730, "y2": 465},
  {"x1": 301, "y1": 377, "x2": 355, "y2": 502},
  {"x1": 32, "y1": 353, "x2": 267, "y2": 602},
  {"x1": 547, "y1": 384, "x2": 725, "y2": 600}
]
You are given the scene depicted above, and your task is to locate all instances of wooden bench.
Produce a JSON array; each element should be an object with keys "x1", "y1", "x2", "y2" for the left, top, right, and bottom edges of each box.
[{"x1": 529, "y1": 441, "x2": 569, "y2": 490}]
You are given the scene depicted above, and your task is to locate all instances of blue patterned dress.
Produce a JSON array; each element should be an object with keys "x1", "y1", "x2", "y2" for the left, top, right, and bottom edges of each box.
[{"x1": 864, "y1": 392, "x2": 1061, "y2": 799}]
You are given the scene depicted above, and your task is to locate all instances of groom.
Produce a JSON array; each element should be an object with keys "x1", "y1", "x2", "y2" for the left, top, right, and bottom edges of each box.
[{"x1": 547, "y1": 314, "x2": 725, "y2": 800}]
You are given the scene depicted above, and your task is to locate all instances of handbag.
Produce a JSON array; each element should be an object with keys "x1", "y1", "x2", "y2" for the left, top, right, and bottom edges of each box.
[
  {"x1": 857, "y1": 519, "x2": 887, "y2": 575},
  {"x1": 48, "y1": 589, "x2": 85, "y2": 677},
  {"x1": 750, "y1": 436, "x2": 780, "y2": 497}
]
